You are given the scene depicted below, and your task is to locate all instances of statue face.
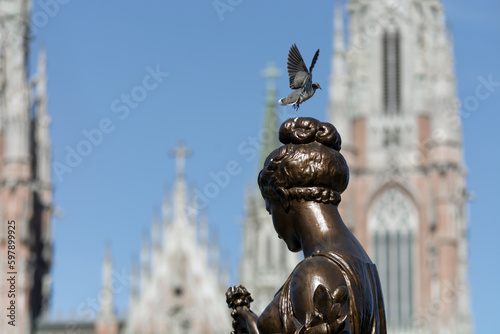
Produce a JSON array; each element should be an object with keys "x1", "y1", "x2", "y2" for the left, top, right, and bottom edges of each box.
[{"x1": 266, "y1": 199, "x2": 302, "y2": 252}]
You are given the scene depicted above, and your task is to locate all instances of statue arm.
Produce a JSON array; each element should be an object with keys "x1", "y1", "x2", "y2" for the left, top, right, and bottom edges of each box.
[
  {"x1": 232, "y1": 306, "x2": 260, "y2": 334},
  {"x1": 226, "y1": 285, "x2": 260, "y2": 334}
]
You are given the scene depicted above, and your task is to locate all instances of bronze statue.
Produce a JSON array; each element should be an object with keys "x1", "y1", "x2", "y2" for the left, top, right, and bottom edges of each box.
[{"x1": 227, "y1": 117, "x2": 386, "y2": 334}]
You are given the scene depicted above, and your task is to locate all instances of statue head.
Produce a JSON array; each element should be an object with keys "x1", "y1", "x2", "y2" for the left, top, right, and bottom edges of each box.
[{"x1": 258, "y1": 117, "x2": 349, "y2": 212}]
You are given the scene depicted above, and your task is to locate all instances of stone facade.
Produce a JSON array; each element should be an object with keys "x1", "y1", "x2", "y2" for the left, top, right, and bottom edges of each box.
[
  {"x1": 121, "y1": 143, "x2": 230, "y2": 334},
  {"x1": 0, "y1": 1, "x2": 53, "y2": 333},
  {"x1": 329, "y1": 1, "x2": 472, "y2": 333}
]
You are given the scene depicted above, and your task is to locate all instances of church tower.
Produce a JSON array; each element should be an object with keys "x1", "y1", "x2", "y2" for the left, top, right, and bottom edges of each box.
[
  {"x1": 0, "y1": 1, "x2": 53, "y2": 333},
  {"x1": 239, "y1": 63, "x2": 301, "y2": 313},
  {"x1": 329, "y1": 1, "x2": 471, "y2": 333},
  {"x1": 123, "y1": 143, "x2": 230, "y2": 334}
]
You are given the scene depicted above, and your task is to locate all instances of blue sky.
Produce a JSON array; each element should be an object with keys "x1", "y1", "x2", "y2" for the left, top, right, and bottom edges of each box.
[{"x1": 28, "y1": 0, "x2": 499, "y2": 331}]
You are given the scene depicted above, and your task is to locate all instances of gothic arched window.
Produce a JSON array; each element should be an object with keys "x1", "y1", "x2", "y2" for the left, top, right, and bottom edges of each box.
[
  {"x1": 382, "y1": 26, "x2": 401, "y2": 115},
  {"x1": 368, "y1": 188, "x2": 417, "y2": 329}
]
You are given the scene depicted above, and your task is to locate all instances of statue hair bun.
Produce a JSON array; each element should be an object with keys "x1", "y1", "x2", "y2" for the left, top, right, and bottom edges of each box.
[{"x1": 279, "y1": 117, "x2": 342, "y2": 151}]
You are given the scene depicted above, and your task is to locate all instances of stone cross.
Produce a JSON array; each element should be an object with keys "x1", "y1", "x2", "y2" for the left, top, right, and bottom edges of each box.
[
  {"x1": 170, "y1": 142, "x2": 191, "y2": 178},
  {"x1": 261, "y1": 62, "x2": 282, "y2": 92}
]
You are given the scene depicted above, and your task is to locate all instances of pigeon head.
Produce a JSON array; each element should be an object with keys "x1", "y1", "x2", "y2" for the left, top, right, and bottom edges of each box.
[{"x1": 312, "y1": 83, "x2": 322, "y2": 90}]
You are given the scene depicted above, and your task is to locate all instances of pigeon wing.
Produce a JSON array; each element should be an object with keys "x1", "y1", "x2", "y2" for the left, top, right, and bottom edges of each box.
[
  {"x1": 309, "y1": 49, "x2": 320, "y2": 73},
  {"x1": 287, "y1": 44, "x2": 309, "y2": 89}
]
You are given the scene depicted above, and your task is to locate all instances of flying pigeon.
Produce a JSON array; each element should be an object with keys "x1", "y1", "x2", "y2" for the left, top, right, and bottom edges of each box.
[{"x1": 278, "y1": 44, "x2": 321, "y2": 110}]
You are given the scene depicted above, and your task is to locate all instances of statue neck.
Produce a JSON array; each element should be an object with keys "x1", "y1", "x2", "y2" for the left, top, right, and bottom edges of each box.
[{"x1": 289, "y1": 201, "x2": 348, "y2": 258}]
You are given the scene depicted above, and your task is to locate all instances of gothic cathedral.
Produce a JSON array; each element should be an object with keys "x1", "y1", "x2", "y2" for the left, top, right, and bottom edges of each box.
[
  {"x1": 329, "y1": 1, "x2": 472, "y2": 333},
  {"x1": 0, "y1": 1, "x2": 53, "y2": 333}
]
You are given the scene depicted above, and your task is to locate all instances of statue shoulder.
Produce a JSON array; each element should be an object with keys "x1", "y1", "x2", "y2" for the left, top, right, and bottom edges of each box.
[
  {"x1": 290, "y1": 255, "x2": 349, "y2": 326},
  {"x1": 291, "y1": 254, "x2": 346, "y2": 283}
]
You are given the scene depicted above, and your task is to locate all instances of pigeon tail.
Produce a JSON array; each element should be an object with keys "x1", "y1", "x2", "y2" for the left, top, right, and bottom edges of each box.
[
  {"x1": 278, "y1": 97, "x2": 301, "y2": 110},
  {"x1": 278, "y1": 97, "x2": 297, "y2": 106},
  {"x1": 278, "y1": 98, "x2": 288, "y2": 106}
]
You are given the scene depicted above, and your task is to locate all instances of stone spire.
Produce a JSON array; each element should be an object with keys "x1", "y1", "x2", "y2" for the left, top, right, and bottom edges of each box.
[
  {"x1": 432, "y1": 6, "x2": 461, "y2": 146},
  {"x1": 151, "y1": 213, "x2": 161, "y2": 249},
  {"x1": 95, "y1": 246, "x2": 118, "y2": 334},
  {"x1": 210, "y1": 228, "x2": 220, "y2": 271},
  {"x1": 328, "y1": 1, "x2": 352, "y2": 152},
  {"x1": 2, "y1": 0, "x2": 31, "y2": 165},
  {"x1": 0, "y1": 2, "x2": 53, "y2": 334},
  {"x1": 35, "y1": 46, "x2": 52, "y2": 185},
  {"x1": 161, "y1": 192, "x2": 171, "y2": 249},
  {"x1": 150, "y1": 214, "x2": 161, "y2": 269},
  {"x1": 220, "y1": 253, "x2": 230, "y2": 288},
  {"x1": 99, "y1": 246, "x2": 115, "y2": 319},
  {"x1": 259, "y1": 62, "x2": 282, "y2": 167},
  {"x1": 199, "y1": 212, "x2": 209, "y2": 248},
  {"x1": 261, "y1": 61, "x2": 281, "y2": 92},
  {"x1": 140, "y1": 234, "x2": 150, "y2": 289},
  {"x1": 129, "y1": 258, "x2": 139, "y2": 303},
  {"x1": 170, "y1": 142, "x2": 191, "y2": 226}
]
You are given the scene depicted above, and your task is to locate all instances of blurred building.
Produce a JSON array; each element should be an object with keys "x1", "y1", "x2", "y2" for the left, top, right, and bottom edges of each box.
[
  {"x1": 120, "y1": 143, "x2": 230, "y2": 334},
  {"x1": 37, "y1": 144, "x2": 231, "y2": 334},
  {"x1": 0, "y1": 0, "x2": 53, "y2": 334},
  {"x1": 329, "y1": 0, "x2": 472, "y2": 333},
  {"x1": 0, "y1": 1, "x2": 228, "y2": 332}
]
